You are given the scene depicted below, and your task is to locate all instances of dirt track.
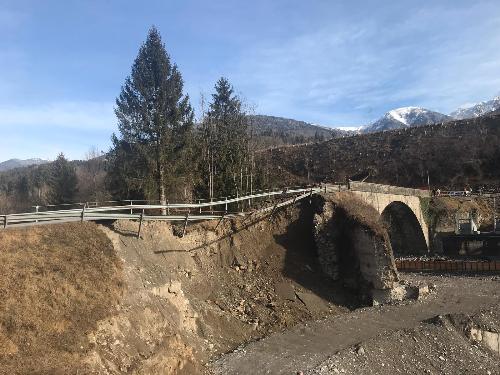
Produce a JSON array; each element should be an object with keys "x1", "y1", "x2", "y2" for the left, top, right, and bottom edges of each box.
[{"x1": 211, "y1": 274, "x2": 500, "y2": 374}]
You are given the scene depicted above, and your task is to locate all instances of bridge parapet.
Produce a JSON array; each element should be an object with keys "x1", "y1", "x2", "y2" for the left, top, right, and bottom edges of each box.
[{"x1": 348, "y1": 181, "x2": 430, "y2": 197}]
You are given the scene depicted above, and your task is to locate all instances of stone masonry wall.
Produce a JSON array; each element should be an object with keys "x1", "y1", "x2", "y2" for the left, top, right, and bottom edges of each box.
[{"x1": 312, "y1": 194, "x2": 400, "y2": 302}]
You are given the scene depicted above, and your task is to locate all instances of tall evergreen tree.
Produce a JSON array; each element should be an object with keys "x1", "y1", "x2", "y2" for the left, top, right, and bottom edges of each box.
[
  {"x1": 49, "y1": 153, "x2": 78, "y2": 204},
  {"x1": 200, "y1": 77, "x2": 250, "y2": 199},
  {"x1": 110, "y1": 26, "x2": 194, "y2": 204}
]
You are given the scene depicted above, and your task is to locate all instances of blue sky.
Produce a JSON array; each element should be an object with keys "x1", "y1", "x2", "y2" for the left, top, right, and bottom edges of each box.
[{"x1": 1, "y1": 0, "x2": 500, "y2": 161}]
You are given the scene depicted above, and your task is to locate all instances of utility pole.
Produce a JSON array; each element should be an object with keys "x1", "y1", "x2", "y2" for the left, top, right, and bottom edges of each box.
[{"x1": 494, "y1": 197, "x2": 497, "y2": 232}]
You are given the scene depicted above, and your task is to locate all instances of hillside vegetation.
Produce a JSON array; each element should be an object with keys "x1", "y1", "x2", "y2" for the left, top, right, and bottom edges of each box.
[
  {"x1": 261, "y1": 113, "x2": 500, "y2": 190},
  {"x1": 248, "y1": 115, "x2": 348, "y2": 148}
]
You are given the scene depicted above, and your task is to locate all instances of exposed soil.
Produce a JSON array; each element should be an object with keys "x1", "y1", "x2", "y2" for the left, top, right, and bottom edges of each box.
[
  {"x1": 0, "y1": 202, "x2": 357, "y2": 374},
  {"x1": 91, "y1": 203, "x2": 355, "y2": 374}
]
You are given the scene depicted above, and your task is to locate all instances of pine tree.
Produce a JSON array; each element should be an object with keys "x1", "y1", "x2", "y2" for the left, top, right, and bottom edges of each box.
[
  {"x1": 200, "y1": 77, "x2": 250, "y2": 199},
  {"x1": 111, "y1": 26, "x2": 194, "y2": 205},
  {"x1": 49, "y1": 153, "x2": 78, "y2": 204}
]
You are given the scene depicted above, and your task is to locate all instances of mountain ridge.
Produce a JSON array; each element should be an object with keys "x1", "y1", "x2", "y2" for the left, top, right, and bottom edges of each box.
[
  {"x1": 362, "y1": 107, "x2": 452, "y2": 133},
  {"x1": 0, "y1": 158, "x2": 49, "y2": 172},
  {"x1": 450, "y1": 96, "x2": 500, "y2": 120}
]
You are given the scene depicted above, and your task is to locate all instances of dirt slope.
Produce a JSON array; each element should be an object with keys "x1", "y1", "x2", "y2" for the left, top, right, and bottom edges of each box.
[
  {"x1": 90, "y1": 204, "x2": 355, "y2": 373},
  {"x1": 0, "y1": 203, "x2": 357, "y2": 374}
]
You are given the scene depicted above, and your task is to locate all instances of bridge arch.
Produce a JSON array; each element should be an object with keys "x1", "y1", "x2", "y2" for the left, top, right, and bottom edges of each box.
[
  {"x1": 346, "y1": 182, "x2": 430, "y2": 253},
  {"x1": 381, "y1": 201, "x2": 427, "y2": 256}
]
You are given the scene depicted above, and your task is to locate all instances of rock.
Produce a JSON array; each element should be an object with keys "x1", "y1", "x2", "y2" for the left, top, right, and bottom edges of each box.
[
  {"x1": 417, "y1": 285, "x2": 430, "y2": 299},
  {"x1": 168, "y1": 281, "x2": 182, "y2": 294},
  {"x1": 232, "y1": 252, "x2": 245, "y2": 267},
  {"x1": 469, "y1": 328, "x2": 483, "y2": 342},
  {"x1": 482, "y1": 331, "x2": 499, "y2": 353},
  {"x1": 356, "y1": 345, "x2": 365, "y2": 355},
  {"x1": 275, "y1": 282, "x2": 296, "y2": 301},
  {"x1": 296, "y1": 292, "x2": 329, "y2": 313},
  {"x1": 371, "y1": 284, "x2": 410, "y2": 304}
]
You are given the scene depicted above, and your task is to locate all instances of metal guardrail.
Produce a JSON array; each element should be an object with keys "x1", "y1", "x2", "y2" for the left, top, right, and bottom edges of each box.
[
  {"x1": 0, "y1": 187, "x2": 320, "y2": 233},
  {"x1": 0, "y1": 181, "x2": 436, "y2": 233}
]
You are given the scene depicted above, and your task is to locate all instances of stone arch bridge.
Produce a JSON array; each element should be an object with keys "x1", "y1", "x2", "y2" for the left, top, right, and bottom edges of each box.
[{"x1": 325, "y1": 181, "x2": 430, "y2": 256}]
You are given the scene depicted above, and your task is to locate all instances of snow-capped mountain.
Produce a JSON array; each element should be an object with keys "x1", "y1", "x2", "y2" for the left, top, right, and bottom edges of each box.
[
  {"x1": 362, "y1": 107, "x2": 451, "y2": 133},
  {"x1": 450, "y1": 96, "x2": 500, "y2": 120}
]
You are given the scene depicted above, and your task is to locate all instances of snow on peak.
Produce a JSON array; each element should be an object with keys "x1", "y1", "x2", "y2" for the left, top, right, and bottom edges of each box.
[
  {"x1": 387, "y1": 107, "x2": 425, "y2": 125},
  {"x1": 450, "y1": 95, "x2": 500, "y2": 120},
  {"x1": 362, "y1": 107, "x2": 451, "y2": 133}
]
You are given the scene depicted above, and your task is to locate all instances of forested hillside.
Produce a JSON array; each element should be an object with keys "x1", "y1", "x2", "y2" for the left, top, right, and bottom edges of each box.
[
  {"x1": 248, "y1": 115, "x2": 349, "y2": 148},
  {"x1": 260, "y1": 113, "x2": 500, "y2": 190}
]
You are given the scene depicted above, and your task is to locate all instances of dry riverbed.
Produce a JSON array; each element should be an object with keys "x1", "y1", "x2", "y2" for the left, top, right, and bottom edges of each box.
[{"x1": 211, "y1": 274, "x2": 500, "y2": 375}]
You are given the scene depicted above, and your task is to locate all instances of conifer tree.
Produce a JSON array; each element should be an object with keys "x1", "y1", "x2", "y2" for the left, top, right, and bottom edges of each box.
[
  {"x1": 200, "y1": 77, "x2": 250, "y2": 199},
  {"x1": 111, "y1": 26, "x2": 194, "y2": 205},
  {"x1": 49, "y1": 153, "x2": 78, "y2": 204}
]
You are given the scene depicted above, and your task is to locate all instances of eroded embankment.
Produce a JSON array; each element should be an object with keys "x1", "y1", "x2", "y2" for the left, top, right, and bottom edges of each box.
[
  {"x1": 94, "y1": 203, "x2": 356, "y2": 374},
  {"x1": 0, "y1": 202, "x2": 363, "y2": 374},
  {"x1": 0, "y1": 194, "x2": 418, "y2": 374}
]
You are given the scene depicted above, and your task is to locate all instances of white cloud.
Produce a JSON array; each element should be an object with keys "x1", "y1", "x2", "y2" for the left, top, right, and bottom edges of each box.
[{"x1": 228, "y1": 1, "x2": 500, "y2": 125}]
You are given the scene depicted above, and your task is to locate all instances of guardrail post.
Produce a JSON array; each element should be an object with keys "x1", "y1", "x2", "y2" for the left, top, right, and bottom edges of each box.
[
  {"x1": 137, "y1": 209, "x2": 144, "y2": 239},
  {"x1": 225, "y1": 198, "x2": 228, "y2": 213},
  {"x1": 35, "y1": 205, "x2": 39, "y2": 223},
  {"x1": 167, "y1": 200, "x2": 170, "y2": 215},
  {"x1": 182, "y1": 210, "x2": 190, "y2": 237},
  {"x1": 199, "y1": 199, "x2": 202, "y2": 214},
  {"x1": 81, "y1": 205, "x2": 86, "y2": 222},
  {"x1": 216, "y1": 212, "x2": 225, "y2": 230},
  {"x1": 3, "y1": 215, "x2": 7, "y2": 229}
]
